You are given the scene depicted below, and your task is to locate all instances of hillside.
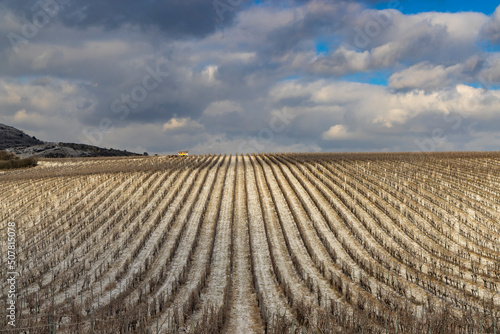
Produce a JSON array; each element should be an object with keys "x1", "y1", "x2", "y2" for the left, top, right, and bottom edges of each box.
[
  {"x1": 6, "y1": 142, "x2": 141, "y2": 158},
  {"x1": 0, "y1": 123, "x2": 44, "y2": 149},
  {"x1": 0, "y1": 123, "x2": 141, "y2": 158},
  {"x1": 1, "y1": 152, "x2": 500, "y2": 333}
]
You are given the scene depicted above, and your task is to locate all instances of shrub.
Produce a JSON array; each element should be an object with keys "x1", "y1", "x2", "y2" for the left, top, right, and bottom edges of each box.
[
  {"x1": 0, "y1": 150, "x2": 17, "y2": 160},
  {"x1": 0, "y1": 150, "x2": 37, "y2": 169}
]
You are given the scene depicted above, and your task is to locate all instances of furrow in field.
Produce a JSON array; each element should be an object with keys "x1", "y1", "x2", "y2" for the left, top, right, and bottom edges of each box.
[
  {"x1": 223, "y1": 155, "x2": 264, "y2": 334},
  {"x1": 243, "y1": 155, "x2": 291, "y2": 319},
  {"x1": 257, "y1": 155, "x2": 341, "y2": 306},
  {"x1": 154, "y1": 156, "x2": 223, "y2": 331},
  {"x1": 154, "y1": 156, "x2": 229, "y2": 332}
]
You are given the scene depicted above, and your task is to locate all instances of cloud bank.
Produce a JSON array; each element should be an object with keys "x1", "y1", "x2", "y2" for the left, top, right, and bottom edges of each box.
[{"x1": 1, "y1": 0, "x2": 500, "y2": 154}]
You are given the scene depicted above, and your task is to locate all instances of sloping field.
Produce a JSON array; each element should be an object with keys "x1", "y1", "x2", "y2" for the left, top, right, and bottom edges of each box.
[{"x1": 2, "y1": 152, "x2": 500, "y2": 333}]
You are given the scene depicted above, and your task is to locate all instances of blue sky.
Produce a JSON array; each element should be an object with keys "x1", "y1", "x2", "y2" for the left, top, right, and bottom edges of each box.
[
  {"x1": 1, "y1": 0, "x2": 500, "y2": 154},
  {"x1": 375, "y1": 0, "x2": 498, "y2": 15}
]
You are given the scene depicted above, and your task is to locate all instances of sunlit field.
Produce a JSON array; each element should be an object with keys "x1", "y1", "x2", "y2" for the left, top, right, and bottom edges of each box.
[{"x1": 2, "y1": 152, "x2": 500, "y2": 333}]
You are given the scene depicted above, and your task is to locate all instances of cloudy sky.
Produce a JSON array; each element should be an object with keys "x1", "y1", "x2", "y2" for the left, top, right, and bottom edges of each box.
[{"x1": 1, "y1": 0, "x2": 500, "y2": 154}]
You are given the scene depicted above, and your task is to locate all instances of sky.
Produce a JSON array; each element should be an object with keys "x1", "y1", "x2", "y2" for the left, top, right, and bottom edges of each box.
[{"x1": 1, "y1": 0, "x2": 500, "y2": 154}]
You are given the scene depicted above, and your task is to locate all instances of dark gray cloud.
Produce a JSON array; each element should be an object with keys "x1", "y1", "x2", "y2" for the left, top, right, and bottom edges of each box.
[{"x1": 1, "y1": 0, "x2": 244, "y2": 38}]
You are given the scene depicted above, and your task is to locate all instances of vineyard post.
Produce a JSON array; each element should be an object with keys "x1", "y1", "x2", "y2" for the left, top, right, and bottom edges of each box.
[
  {"x1": 265, "y1": 309, "x2": 269, "y2": 334},
  {"x1": 19, "y1": 294, "x2": 23, "y2": 324},
  {"x1": 470, "y1": 308, "x2": 472, "y2": 332},
  {"x1": 480, "y1": 312, "x2": 482, "y2": 334},
  {"x1": 412, "y1": 306, "x2": 415, "y2": 334}
]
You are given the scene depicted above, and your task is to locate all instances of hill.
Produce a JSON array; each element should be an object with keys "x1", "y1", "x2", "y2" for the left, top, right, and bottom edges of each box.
[
  {"x1": 0, "y1": 123, "x2": 44, "y2": 149},
  {"x1": 0, "y1": 124, "x2": 141, "y2": 158},
  {"x1": 6, "y1": 142, "x2": 141, "y2": 158}
]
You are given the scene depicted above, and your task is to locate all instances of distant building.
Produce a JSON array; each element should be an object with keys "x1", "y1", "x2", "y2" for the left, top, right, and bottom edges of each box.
[{"x1": 178, "y1": 150, "x2": 189, "y2": 156}]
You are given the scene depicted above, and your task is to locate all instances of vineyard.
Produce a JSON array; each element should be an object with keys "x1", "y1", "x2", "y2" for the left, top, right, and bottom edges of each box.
[{"x1": 2, "y1": 152, "x2": 500, "y2": 333}]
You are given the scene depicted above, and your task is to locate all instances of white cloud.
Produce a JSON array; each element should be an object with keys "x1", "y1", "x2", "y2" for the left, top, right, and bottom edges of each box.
[
  {"x1": 481, "y1": 5, "x2": 500, "y2": 44},
  {"x1": 13, "y1": 109, "x2": 28, "y2": 121},
  {"x1": 162, "y1": 118, "x2": 203, "y2": 132},
  {"x1": 417, "y1": 12, "x2": 488, "y2": 41},
  {"x1": 389, "y1": 62, "x2": 465, "y2": 90},
  {"x1": 203, "y1": 100, "x2": 243, "y2": 117},
  {"x1": 0, "y1": 77, "x2": 96, "y2": 115},
  {"x1": 322, "y1": 124, "x2": 351, "y2": 140},
  {"x1": 270, "y1": 78, "x2": 500, "y2": 150},
  {"x1": 314, "y1": 10, "x2": 488, "y2": 76},
  {"x1": 373, "y1": 108, "x2": 409, "y2": 128},
  {"x1": 478, "y1": 54, "x2": 500, "y2": 86},
  {"x1": 200, "y1": 65, "x2": 219, "y2": 85}
]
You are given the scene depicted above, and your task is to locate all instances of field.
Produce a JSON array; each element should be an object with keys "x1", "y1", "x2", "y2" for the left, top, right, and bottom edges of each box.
[{"x1": 2, "y1": 152, "x2": 500, "y2": 333}]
